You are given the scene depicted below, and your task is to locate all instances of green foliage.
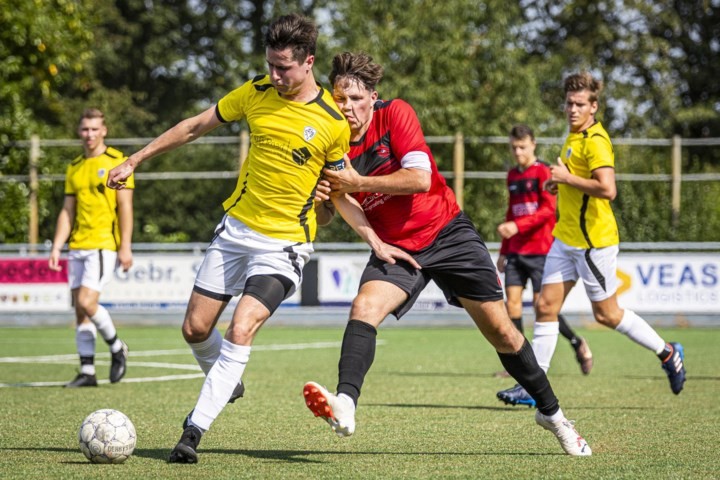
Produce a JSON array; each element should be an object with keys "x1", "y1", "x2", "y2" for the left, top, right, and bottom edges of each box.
[{"x1": 2, "y1": 0, "x2": 719, "y2": 244}]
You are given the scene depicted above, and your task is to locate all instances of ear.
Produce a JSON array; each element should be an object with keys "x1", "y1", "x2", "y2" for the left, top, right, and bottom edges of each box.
[
  {"x1": 305, "y1": 54, "x2": 315, "y2": 69},
  {"x1": 371, "y1": 90, "x2": 379, "y2": 102},
  {"x1": 590, "y1": 101, "x2": 599, "y2": 115}
]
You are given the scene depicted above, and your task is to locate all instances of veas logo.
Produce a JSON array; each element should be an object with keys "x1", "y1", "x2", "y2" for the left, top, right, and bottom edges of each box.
[
  {"x1": 292, "y1": 147, "x2": 312, "y2": 166},
  {"x1": 616, "y1": 268, "x2": 631, "y2": 296}
]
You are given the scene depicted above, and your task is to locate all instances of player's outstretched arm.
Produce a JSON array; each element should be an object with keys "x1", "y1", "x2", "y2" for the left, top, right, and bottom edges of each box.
[
  {"x1": 107, "y1": 106, "x2": 222, "y2": 189},
  {"x1": 116, "y1": 189, "x2": 134, "y2": 272},
  {"x1": 331, "y1": 193, "x2": 421, "y2": 269}
]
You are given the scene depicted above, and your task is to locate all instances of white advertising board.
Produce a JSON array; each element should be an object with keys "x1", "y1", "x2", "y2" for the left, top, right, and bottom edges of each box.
[{"x1": 317, "y1": 252, "x2": 720, "y2": 314}]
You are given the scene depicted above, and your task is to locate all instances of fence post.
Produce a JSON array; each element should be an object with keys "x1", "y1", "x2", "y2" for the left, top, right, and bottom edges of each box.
[
  {"x1": 453, "y1": 131, "x2": 465, "y2": 209},
  {"x1": 671, "y1": 135, "x2": 682, "y2": 228},
  {"x1": 29, "y1": 135, "x2": 40, "y2": 252},
  {"x1": 239, "y1": 130, "x2": 249, "y2": 170}
]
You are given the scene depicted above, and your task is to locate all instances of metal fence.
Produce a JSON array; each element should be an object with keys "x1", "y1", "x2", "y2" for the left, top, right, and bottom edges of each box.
[{"x1": 4, "y1": 133, "x2": 720, "y2": 246}]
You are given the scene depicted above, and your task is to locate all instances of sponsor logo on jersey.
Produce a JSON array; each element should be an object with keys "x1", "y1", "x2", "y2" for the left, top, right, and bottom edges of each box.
[
  {"x1": 304, "y1": 126, "x2": 317, "y2": 142},
  {"x1": 292, "y1": 147, "x2": 312, "y2": 166}
]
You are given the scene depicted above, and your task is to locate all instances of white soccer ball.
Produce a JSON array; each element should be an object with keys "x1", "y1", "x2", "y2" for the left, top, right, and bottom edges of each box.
[{"x1": 78, "y1": 409, "x2": 137, "y2": 464}]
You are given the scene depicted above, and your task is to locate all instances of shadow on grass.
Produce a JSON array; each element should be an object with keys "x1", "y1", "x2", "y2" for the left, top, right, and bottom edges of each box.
[
  {"x1": 364, "y1": 402, "x2": 525, "y2": 412},
  {"x1": 135, "y1": 448, "x2": 560, "y2": 463},
  {"x1": 0, "y1": 447, "x2": 561, "y2": 465}
]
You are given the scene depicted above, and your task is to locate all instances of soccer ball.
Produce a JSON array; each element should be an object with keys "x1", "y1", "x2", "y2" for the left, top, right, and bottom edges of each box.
[{"x1": 78, "y1": 409, "x2": 137, "y2": 464}]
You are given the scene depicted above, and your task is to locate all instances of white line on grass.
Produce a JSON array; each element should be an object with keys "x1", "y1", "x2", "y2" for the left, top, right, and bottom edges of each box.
[{"x1": 0, "y1": 340, "x2": 385, "y2": 388}]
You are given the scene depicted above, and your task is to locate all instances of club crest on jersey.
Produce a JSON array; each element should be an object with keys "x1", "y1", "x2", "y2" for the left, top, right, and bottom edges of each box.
[
  {"x1": 97, "y1": 168, "x2": 106, "y2": 178},
  {"x1": 566, "y1": 148, "x2": 572, "y2": 159},
  {"x1": 304, "y1": 126, "x2": 317, "y2": 142}
]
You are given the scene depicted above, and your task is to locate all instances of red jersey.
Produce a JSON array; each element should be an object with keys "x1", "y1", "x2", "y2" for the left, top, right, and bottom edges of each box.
[
  {"x1": 499, "y1": 161, "x2": 556, "y2": 255},
  {"x1": 348, "y1": 99, "x2": 460, "y2": 251}
]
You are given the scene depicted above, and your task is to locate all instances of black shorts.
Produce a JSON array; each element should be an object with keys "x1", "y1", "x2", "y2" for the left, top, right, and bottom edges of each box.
[
  {"x1": 360, "y1": 212, "x2": 504, "y2": 319},
  {"x1": 503, "y1": 254, "x2": 547, "y2": 292}
]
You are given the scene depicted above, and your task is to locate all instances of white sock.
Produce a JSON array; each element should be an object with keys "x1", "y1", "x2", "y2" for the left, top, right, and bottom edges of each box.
[
  {"x1": 76, "y1": 322, "x2": 97, "y2": 375},
  {"x1": 190, "y1": 340, "x2": 251, "y2": 431},
  {"x1": 615, "y1": 309, "x2": 666, "y2": 354},
  {"x1": 90, "y1": 305, "x2": 122, "y2": 353},
  {"x1": 189, "y1": 328, "x2": 223, "y2": 375},
  {"x1": 338, "y1": 393, "x2": 357, "y2": 411},
  {"x1": 540, "y1": 407, "x2": 565, "y2": 423},
  {"x1": 531, "y1": 322, "x2": 560, "y2": 373}
]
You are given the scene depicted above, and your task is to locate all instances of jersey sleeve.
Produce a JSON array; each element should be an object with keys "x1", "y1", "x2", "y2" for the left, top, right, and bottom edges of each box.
[
  {"x1": 326, "y1": 122, "x2": 350, "y2": 162},
  {"x1": 387, "y1": 100, "x2": 428, "y2": 160},
  {"x1": 586, "y1": 133, "x2": 614, "y2": 171},
  {"x1": 217, "y1": 79, "x2": 254, "y2": 123},
  {"x1": 64, "y1": 163, "x2": 75, "y2": 195}
]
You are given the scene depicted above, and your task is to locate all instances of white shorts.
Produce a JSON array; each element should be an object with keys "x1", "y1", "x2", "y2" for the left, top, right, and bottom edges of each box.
[
  {"x1": 68, "y1": 249, "x2": 118, "y2": 292},
  {"x1": 542, "y1": 238, "x2": 619, "y2": 301},
  {"x1": 194, "y1": 215, "x2": 313, "y2": 299}
]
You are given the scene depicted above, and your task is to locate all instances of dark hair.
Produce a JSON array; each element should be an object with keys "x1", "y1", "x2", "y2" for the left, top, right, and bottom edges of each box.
[
  {"x1": 509, "y1": 124, "x2": 534, "y2": 141},
  {"x1": 564, "y1": 72, "x2": 603, "y2": 103},
  {"x1": 78, "y1": 108, "x2": 105, "y2": 125},
  {"x1": 264, "y1": 13, "x2": 318, "y2": 63},
  {"x1": 330, "y1": 52, "x2": 384, "y2": 91}
]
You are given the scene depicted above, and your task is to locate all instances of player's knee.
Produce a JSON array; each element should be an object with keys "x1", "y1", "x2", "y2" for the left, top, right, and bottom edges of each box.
[
  {"x1": 349, "y1": 295, "x2": 388, "y2": 323},
  {"x1": 593, "y1": 307, "x2": 622, "y2": 327},
  {"x1": 535, "y1": 296, "x2": 557, "y2": 320},
  {"x1": 181, "y1": 315, "x2": 211, "y2": 343}
]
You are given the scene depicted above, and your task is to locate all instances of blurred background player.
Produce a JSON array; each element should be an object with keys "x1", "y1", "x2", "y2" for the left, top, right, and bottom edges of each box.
[
  {"x1": 497, "y1": 72, "x2": 686, "y2": 407},
  {"x1": 106, "y1": 15, "x2": 415, "y2": 464},
  {"x1": 48, "y1": 108, "x2": 132, "y2": 388},
  {"x1": 495, "y1": 124, "x2": 592, "y2": 388},
  {"x1": 303, "y1": 52, "x2": 591, "y2": 456}
]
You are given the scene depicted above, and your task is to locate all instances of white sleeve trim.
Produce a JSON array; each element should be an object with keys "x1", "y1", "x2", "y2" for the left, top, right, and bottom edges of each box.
[{"x1": 400, "y1": 151, "x2": 431, "y2": 172}]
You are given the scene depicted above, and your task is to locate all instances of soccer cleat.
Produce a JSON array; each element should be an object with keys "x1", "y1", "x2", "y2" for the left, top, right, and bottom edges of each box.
[
  {"x1": 661, "y1": 342, "x2": 686, "y2": 394},
  {"x1": 574, "y1": 337, "x2": 594, "y2": 375},
  {"x1": 168, "y1": 425, "x2": 202, "y2": 464},
  {"x1": 65, "y1": 372, "x2": 98, "y2": 388},
  {"x1": 228, "y1": 381, "x2": 245, "y2": 403},
  {"x1": 535, "y1": 410, "x2": 592, "y2": 456},
  {"x1": 109, "y1": 341, "x2": 129, "y2": 383},
  {"x1": 182, "y1": 382, "x2": 246, "y2": 429},
  {"x1": 303, "y1": 381, "x2": 355, "y2": 437},
  {"x1": 496, "y1": 384, "x2": 536, "y2": 408}
]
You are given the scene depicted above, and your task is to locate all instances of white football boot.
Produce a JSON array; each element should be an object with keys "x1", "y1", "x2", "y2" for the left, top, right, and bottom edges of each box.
[
  {"x1": 535, "y1": 410, "x2": 592, "y2": 456},
  {"x1": 303, "y1": 381, "x2": 356, "y2": 437}
]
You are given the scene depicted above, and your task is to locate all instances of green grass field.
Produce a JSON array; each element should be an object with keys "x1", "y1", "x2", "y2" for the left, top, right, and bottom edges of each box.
[{"x1": 0, "y1": 324, "x2": 717, "y2": 479}]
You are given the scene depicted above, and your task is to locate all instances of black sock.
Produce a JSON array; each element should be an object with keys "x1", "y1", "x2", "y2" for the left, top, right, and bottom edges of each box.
[
  {"x1": 80, "y1": 355, "x2": 94, "y2": 373},
  {"x1": 558, "y1": 315, "x2": 579, "y2": 347},
  {"x1": 510, "y1": 317, "x2": 523, "y2": 334},
  {"x1": 497, "y1": 340, "x2": 559, "y2": 416},
  {"x1": 337, "y1": 320, "x2": 377, "y2": 406},
  {"x1": 105, "y1": 334, "x2": 118, "y2": 347}
]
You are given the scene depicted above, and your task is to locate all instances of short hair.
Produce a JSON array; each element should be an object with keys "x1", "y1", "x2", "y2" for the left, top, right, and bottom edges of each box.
[
  {"x1": 509, "y1": 124, "x2": 535, "y2": 141},
  {"x1": 264, "y1": 13, "x2": 318, "y2": 63},
  {"x1": 564, "y1": 72, "x2": 603, "y2": 103},
  {"x1": 78, "y1": 108, "x2": 105, "y2": 125},
  {"x1": 330, "y1": 52, "x2": 384, "y2": 91}
]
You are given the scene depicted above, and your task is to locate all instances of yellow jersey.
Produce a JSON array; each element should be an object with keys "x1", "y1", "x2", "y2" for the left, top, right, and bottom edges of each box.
[
  {"x1": 217, "y1": 75, "x2": 350, "y2": 243},
  {"x1": 553, "y1": 122, "x2": 619, "y2": 248},
  {"x1": 64, "y1": 146, "x2": 134, "y2": 251}
]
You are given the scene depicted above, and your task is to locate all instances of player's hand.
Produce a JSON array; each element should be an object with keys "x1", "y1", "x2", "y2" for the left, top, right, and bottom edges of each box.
[
  {"x1": 497, "y1": 221, "x2": 519, "y2": 239},
  {"x1": 544, "y1": 180, "x2": 558, "y2": 195},
  {"x1": 549, "y1": 157, "x2": 571, "y2": 184},
  {"x1": 496, "y1": 254, "x2": 506, "y2": 273},
  {"x1": 323, "y1": 159, "x2": 363, "y2": 193},
  {"x1": 373, "y1": 243, "x2": 421, "y2": 270},
  {"x1": 48, "y1": 249, "x2": 62, "y2": 272},
  {"x1": 107, "y1": 159, "x2": 136, "y2": 190},
  {"x1": 314, "y1": 179, "x2": 332, "y2": 202},
  {"x1": 118, "y1": 246, "x2": 133, "y2": 272}
]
